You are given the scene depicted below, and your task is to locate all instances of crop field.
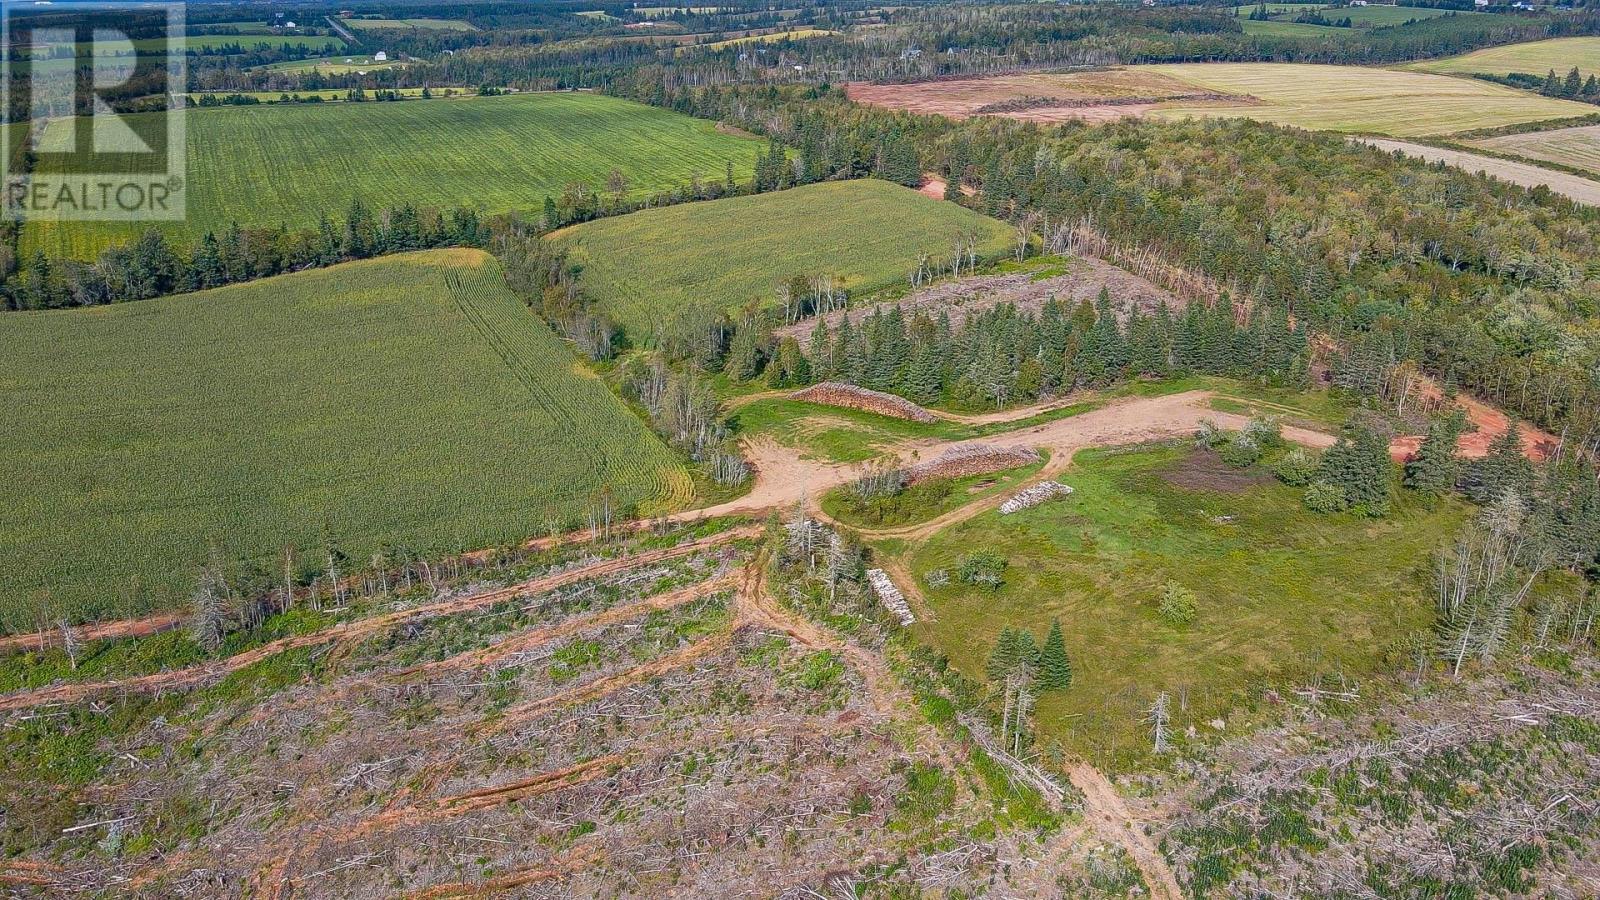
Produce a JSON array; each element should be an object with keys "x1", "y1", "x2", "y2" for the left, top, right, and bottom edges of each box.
[
  {"x1": 1145, "y1": 63, "x2": 1594, "y2": 136},
  {"x1": 0, "y1": 249, "x2": 692, "y2": 626},
  {"x1": 182, "y1": 34, "x2": 347, "y2": 52},
  {"x1": 24, "y1": 92, "x2": 760, "y2": 260},
  {"x1": 548, "y1": 179, "x2": 1014, "y2": 342},
  {"x1": 1473, "y1": 123, "x2": 1600, "y2": 177},
  {"x1": 341, "y1": 17, "x2": 478, "y2": 31},
  {"x1": 909, "y1": 444, "x2": 1470, "y2": 767},
  {"x1": 1408, "y1": 36, "x2": 1600, "y2": 80}
]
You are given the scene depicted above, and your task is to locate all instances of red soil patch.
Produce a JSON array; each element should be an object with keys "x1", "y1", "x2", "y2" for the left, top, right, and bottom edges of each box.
[
  {"x1": 1387, "y1": 379, "x2": 1558, "y2": 463},
  {"x1": 847, "y1": 72, "x2": 1247, "y2": 124},
  {"x1": 789, "y1": 382, "x2": 940, "y2": 423}
]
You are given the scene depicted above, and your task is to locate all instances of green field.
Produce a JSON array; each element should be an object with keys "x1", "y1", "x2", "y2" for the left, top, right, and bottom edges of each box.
[
  {"x1": 1148, "y1": 62, "x2": 1593, "y2": 136},
  {"x1": 1474, "y1": 123, "x2": 1600, "y2": 177},
  {"x1": 183, "y1": 34, "x2": 346, "y2": 52},
  {"x1": 1241, "y1": 18, "x2": 1344, "y2": 36},
  {"x1": 1408, "y1": 36, "x2": 1600, "y2": 80},
  {"x1": 550, "y1": 180, "x2": 1013, "y2": 342},
  {"x1": 0, "y1": 249, "x2": 692, "y2": 627},
  {"x1": 909, "y1": 444, "x2": 1470, "y2": 767},
  {"x1": 26, "y1": 92, "x2": 761, "y2": 260},
  {"x1": 341, "y1": 17, "x2": 478, "y2": 31}
]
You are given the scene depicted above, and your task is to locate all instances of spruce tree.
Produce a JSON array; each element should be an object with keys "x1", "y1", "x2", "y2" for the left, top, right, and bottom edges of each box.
[
  {"x1": 1037, "y1": 619, "x2": 1073, "y2": 690},
  {"x1": 986, "y1": 627, "x2": 1020, "y2": 681},
  {"x1": 1404, "y1": 408, "x2": 1465, "y2": 496},
  {"x1": 1461, "y1": 424, "x2": 1535, "y2": 504},
  {"x1": 1318, "y1": 425, "x2": 1391, "y2": 516}
]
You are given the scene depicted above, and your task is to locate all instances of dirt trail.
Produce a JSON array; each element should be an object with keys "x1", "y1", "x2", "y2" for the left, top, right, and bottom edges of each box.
[
  {"x1": 1067, "y1": 762, "x2": 1184, "y2": 900},
  {"x1": 1359, "y1": 137, "x2": 1600, "y2": 208},
  {"x1": 0, "y1": 613, "x2": 183, "y2": 654},
  {"x1": 0, "y1": 528, "x2": 756, "y2": 712}
]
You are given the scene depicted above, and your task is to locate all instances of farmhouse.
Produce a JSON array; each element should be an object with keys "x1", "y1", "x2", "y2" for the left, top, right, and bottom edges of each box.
[{"x1": 373, "y1": 50, "x2": 388, "y2": 60}]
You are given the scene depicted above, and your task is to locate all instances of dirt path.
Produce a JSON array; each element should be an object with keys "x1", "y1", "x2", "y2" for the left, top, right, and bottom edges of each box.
[
  {"x1": 0, "y1": 528, "x2": 756, "y2": 712},
  {"x1": 1359, "y1": 137, "x2": 1600, "y2": 207},
  {"x1": 1067, "y1": 762, "x2": 1184, "y2": 900},
  {"x1": 0, "y1": 613, "x2": 183, "y2": 654}
]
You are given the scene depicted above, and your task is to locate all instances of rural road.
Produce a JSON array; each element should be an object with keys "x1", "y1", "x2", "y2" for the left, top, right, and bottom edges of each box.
[{"x1": 1359, "y1": 137, "x2": 1600, "y2": 207}]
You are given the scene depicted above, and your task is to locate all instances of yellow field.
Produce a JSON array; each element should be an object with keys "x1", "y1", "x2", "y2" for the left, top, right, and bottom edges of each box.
[
  {"x1": 1407, "y1": 36, "x2": 1600, "y2": 80},
  {"x1": 1473, "y1": 124, "x2": 1600, "y2": 178},
  {"x1": 1145, "y1": 63, "x2": 1592, "y2": 137},
  {"x1": 703, "y1": 28, "x2": 834, "y2": 48}
]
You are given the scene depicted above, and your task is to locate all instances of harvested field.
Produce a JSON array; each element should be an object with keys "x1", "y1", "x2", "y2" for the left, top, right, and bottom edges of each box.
[
  {"x1": 1361, "y1": 137, "x2": 1600, "y2": 207},
  {"x1": 1471, "y1": 123, "x2": 1600, "y2": 181},
  {"x1": 1156, "y1": 447, "x2": 1274, "y2": 493},
  {"x1": 847, "y1": 69, "x2": 1246, "y2": 123},
  {"x1": 772, "y1": 255, "x2": 1182, "y2": 345},
  {"x1": 788, "y1": 382, "x2": 940, "y2": 423},
  {"x1": 1144, "y1": 63, "x2": 1593, "y2": 137},
  {"x1": 905, "y1": 444, "x2": 1042, "y2": 484}
]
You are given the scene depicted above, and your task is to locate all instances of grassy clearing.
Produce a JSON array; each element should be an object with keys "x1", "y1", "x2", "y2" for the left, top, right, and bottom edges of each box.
[
  {"x1": 550, "y1": 180, "x2": 1013, "y2": 342},
  {"x1": 1146, "y1": 63, "x2": 1593, "y2": 137},
  {"x1": 0, "y1": 249, "x2": 691, "y2": 626},
  {"x1": 1474, "y1": 123, "x2": 1600, "y2": 176},
  {"x1": 1407, "y1": 36, "x2": 1600, "y2": 80},
  {"x1": 908, "y1": 444, "x2": 1470, "y2": 768},
  {"x1": 255, "y1": 54, "x2": 405, "y2": 74},
  {"x1": 26, "y1": 92, "x2": 760, "y2": 260}
]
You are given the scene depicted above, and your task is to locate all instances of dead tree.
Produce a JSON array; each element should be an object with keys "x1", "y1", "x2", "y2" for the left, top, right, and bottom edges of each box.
[
  {"x1": 58, "y1": 618, "x2": 81, "y2": 670},
  {"x1": 1147, "y1": 691, "x2": 1172, "y2": 754}
]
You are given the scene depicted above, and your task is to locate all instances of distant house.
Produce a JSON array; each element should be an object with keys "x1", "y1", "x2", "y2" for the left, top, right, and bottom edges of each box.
[
  {"x1": 372, "y1": 50, "x2": 388, "y2": 61},
  {"x1": 283, "y1": 20, "x2": 296, "y2": 28}
]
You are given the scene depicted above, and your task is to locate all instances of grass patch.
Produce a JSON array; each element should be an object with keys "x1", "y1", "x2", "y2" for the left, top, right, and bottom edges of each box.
[
  {"x1": 0, "y1": 249, "x2": 692, "y2": 625},
  {"x1": 549, "y1": 180, "x2": 1013, "y2": 344},
  {"x1": 26, "y1": 92, "x2": 760, "y2": 260},
  {"x1": 1407, "y1": 36, "x2": 1600, "y2": 81},
  {"x1": 910, "y1": 443, "x2": 1470, "y2": 768}
]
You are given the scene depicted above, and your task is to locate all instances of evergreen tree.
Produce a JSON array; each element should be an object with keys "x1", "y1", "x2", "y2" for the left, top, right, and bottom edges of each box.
[
  {"x1": 1037, "y1": 619, "x2": 1072, "y2": 690},
  {"x1": 1563, "y1": 66, "x2": 1583, "y2": 97},
  {"x1": 1461, "y1": 424, "x2": 1535, "y2": 504},
  {"x1": 807, "y1": 319, "x2": 833, "y2": 380},
  {"x1": 723, "y1": 322, "x2": 763, "y2": 381},
  {"x1": 1317, "y1": 424, "x2": 1391, "y2": 516},
  {"x1": 1403, "y1": 408, "x2": 1465, "y2": 495},
  {"x1": 986, "y1": 627, "x2": 1021, "y2": 681}
]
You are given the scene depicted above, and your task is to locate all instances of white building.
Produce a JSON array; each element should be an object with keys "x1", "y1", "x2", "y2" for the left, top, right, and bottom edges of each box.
[{"x1": 373, "y1": 50, "x2": 388, "y2": 61}]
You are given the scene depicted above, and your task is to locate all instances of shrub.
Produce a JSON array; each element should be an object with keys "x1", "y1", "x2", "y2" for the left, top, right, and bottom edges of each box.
[
  {"x1": 1243, "y1": 415, "x2": 1284, "y2": 452},
  {"x1": 1219, "y1": 433, "x2": 1262, "y2": 468},
  {"x1": 1195, "y1": 419, "x2": 1226, "y2": 449},
  {"x1": 1273, "y1": 448, "x2": 1319, "y2": 486},
  {"x1": 1303, "y1": 479, "x2": 1349, "y2": 512},
  {"x1": 1159, "y1": 580, "x2": 1197, "y2": 625},
  {"x1": 958, "y1": 550, "x2": 1007, "y2": 589}
]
